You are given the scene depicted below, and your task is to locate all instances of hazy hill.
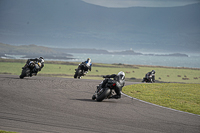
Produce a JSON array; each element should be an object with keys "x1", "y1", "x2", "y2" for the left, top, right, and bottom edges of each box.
[
  {"x1": 0, "y1": 43, "x2": 54, "y2": 55},
  {"x1": 0, "y1": 43, "x2": 73, "y2": 59},
  {"x1": 0, "y1": 0, "x2": 199, "y2": 53},
  {"x1": 0, "y1": 43, "x2": 189, "y2": 59}
]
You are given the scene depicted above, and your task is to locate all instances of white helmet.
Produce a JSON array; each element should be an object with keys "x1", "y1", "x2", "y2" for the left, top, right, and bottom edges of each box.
[
  {"x1": 87, "y1": 58, "x2": 91, "y2": 62},
  {"x1": 118, "y1": 71, "x2": 125, "y2": 79},
  {"x1": 39, "y1": 56, "x2": 44, "y2": 63}
]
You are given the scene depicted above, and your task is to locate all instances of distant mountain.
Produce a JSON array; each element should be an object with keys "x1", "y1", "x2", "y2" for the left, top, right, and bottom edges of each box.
[
  {"x1": 0, "y1": 43, "x2": 54, "y2": 55},
  {"x1": 0, "y1": 43, "x2": 189, "y2": 60},
  {"x1": 53, "y1": 47, "x2": 188, "y2": 57},
  {"x1": 0, "y1": 0, "x2": 199, "y2": 53},
  {"x1": 0, "y1": 43, "x2": 73, "y2": 60}
]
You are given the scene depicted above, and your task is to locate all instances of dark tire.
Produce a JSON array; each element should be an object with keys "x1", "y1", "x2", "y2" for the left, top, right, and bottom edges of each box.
[
  {"x1": 20, "y1": 68, "x2": 29, "y2": 79},
  {"x1": 74, "y1": 69, "x2": 82, "y2": 79},
  {"x1": 19, "y1": 75, "x2": 24, "y2": 79},
  {"x1": 92, "y1": 95, "x2": 96, "y2": 100},
  {"x1": 74, "y1": 74, "x2": 77, "y2": 78},
  {"x1": 96, "y1": 88, "x2": 111, "y2": 102},
  {"x1": 74, "y1": 69, "x2": 79, "y2": 78}
]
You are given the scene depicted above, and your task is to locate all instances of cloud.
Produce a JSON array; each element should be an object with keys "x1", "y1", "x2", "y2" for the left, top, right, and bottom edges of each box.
[{"x1": 82, "y1": 0, "x2": 200, "y2": 8}]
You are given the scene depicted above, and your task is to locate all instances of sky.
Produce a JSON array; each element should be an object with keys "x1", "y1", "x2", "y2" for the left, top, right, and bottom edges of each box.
[{"x1": 82, "y1": 0, "x2": 200, "y2": 8}]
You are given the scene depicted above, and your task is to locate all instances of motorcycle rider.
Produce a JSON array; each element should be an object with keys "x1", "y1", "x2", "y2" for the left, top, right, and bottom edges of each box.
[
  {"x1": 79, "y1": 58, "x2": 92, "y2": 75},
  {"x1": 23, "y1": 57, "x2": 44, "y2": 76},
  {"x1": 142, "y1": 70, "x2": 155, "y2": 83},
  {"x1": 96, "y1": 71, "x2": 125, "y2": 99}
]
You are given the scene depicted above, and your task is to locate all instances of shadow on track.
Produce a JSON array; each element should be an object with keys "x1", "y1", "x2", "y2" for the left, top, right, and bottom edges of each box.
[
  {"x1": 0, "y1": 75, "x2": 39, "y2": 80},
  {"x1": 71, "y1": 98, "x2": 118, "y2": 103},
  {"x1": 0, "y1": 76, "x2": 20, "y2": 79},
  {"x1": 71, "y1": 98, "x2": 96, "y2": 102}
]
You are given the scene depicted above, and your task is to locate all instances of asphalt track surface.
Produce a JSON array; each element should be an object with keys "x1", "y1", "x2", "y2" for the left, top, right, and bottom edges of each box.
[{"x1": 0, "y1": 74, "x2": 200, "y2": 133}]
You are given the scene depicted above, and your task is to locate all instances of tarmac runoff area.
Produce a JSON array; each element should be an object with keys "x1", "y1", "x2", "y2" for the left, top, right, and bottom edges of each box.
[{"x1": 0, "y1": 74, "x2": 200, "y2": 133}]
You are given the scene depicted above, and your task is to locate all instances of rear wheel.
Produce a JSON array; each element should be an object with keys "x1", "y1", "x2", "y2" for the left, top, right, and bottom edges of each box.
[{"x1": 96, "y1": 88, "x2": 111, "y2": 102}]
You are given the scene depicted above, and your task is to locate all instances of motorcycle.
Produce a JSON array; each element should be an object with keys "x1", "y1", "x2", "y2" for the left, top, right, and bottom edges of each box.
[
  {"x1": 19, "y1": 61, "x2": 39, "y2": 79},
  {"x1": 142, "y1": 75, "x2": 154, "y2": 83},
  {"x1": 92, "y1": 79, "x2": 117, "y2": 102},
  {"x1": 74, "y1": 63, "x2": 87, "y2": 79}
]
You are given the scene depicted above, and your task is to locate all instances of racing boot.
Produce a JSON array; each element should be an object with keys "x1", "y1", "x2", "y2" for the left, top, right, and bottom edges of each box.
[
  {"x1": 83, "y1": 71, "x2": 88, "y2": 75},
  {"x1": 32, "y1": 72, "x2": 37, "y2": 76},
  {"x1": 109, "y1": 95, "x2": 121, "y2": 99}
]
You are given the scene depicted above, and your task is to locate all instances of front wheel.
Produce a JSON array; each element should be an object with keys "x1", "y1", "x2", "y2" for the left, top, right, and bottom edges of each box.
[
  {"x1": 20, "y1": 68, "x2": 29, "y2": 79},
  {"x1": 19, "y1": 75, "x2": 25, "y2": 79},
  {"x1": 96, "y1": 88, "x2": 111, "y2": 102},
  {"x1": 74, "y1": 69, "x2": 79, "y2": 78},
  {"x1": 92, "y1": 95, "x2": 96, "y2": 100},
  {"x1": 74, "y1": 73, "x2": 77, "y2": 78}
]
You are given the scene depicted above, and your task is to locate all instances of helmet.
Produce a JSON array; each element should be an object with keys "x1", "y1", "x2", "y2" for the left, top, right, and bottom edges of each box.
[
  {"x1": 87, "y1": 58, "x2": 91, "y2": 62},
  {"x1": 118, "y1": 71, "x2": 125, "y2": 79},
  {"x1": 151, "y1": 70, "x2": 155, "y2": 74},
  {"x1": 39, "y1": 57, "x2": 44, "y2": 63},
  {"x1": 39, "y1": 57, "x2": 44, "y2": 60}
]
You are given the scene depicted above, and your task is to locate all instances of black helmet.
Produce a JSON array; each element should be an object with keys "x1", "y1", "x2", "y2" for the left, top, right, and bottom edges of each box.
[
  {"x1": 39, "y1": 57, "x2": 44, "y2": 60},
  {"x1": 151, "y1": 70, "x2": 155, "y2": 74}
]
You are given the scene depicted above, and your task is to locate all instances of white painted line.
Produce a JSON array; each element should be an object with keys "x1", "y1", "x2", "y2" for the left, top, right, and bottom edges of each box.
[{"x1": 121, "y1": 92, "x2": 200, "y2": 117}]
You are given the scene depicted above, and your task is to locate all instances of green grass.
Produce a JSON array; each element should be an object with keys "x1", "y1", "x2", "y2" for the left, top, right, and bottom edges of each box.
[
  {"x1": 123, "y1": 83, "x2": 200, "y2": 115},
  {"x1": 0, "y1": 59, "x2": 199, "y2": 117},
  {"x1": 0, "y1": 131, "x2": 18, "y2": 133},
  {"x1": 0, "y1": 59, "x2": 200, "y2": 83}
]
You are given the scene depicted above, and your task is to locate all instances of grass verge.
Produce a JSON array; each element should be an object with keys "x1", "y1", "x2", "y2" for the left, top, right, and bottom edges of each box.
[
  {"x1": 123, "y1": 83, "x2": 200, "y2": 115},
  {"x1": 0, "y1": 131, "x2": 18, "y2": 133},
  {"x1": 0, "y1": 59, "x2": 199, "y2": 120},
  {"x1": 0, "y1": 58, "x2": 200, "y2": 83}
]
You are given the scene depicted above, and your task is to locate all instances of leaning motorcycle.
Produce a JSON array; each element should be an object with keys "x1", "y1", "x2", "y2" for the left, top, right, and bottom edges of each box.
[
  {"x1": 142, "y1": 75, "x2": 154, "y2": 83},
  {"x1": 74, "y1": 63, "x2": 87, "y2": 79},
  {"x1": 19, "y1": 61, "x2": 38, "y2": 79},
  {"x1": 92, "y1": 79, "x2": 117, "y2": 102}
]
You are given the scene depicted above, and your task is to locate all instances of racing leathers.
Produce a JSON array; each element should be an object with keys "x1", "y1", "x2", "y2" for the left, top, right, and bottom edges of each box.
[
  {"x1": 24, "y1": 58, "x2": 44, "y2": 76},
  {"x1": 100, "y1": 74, "x2": 125, "y2": 99},
  {"x1": 142, "y1": 71, "x2": 155, "y2": 83},
  {"x1": 80, "y1": 60, "x2": 92, "y2": 75}
]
